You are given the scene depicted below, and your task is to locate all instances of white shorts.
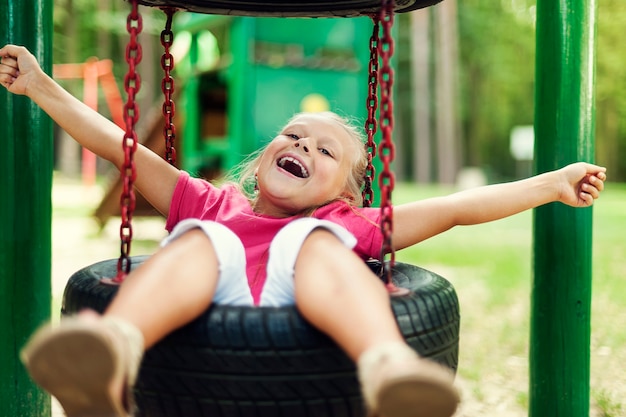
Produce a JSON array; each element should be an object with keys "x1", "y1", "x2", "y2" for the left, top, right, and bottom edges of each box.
[{"x1": 160, "y1": 218, "x2": 357, "y2": 307}]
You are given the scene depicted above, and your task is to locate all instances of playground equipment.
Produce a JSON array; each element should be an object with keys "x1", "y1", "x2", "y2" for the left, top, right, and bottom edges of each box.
[
  {"x1": 1, "y1": 0, "x2": 599, "y2": 416},
  {"x1": 63, "y1": 257, "x2": 459, "y2": 416},
  {"x1": 531, "y1": 1, "x2": 597, "y2": 414},
  {"x1": 1, "y1": 1, "x2": 53, "y2": 416},
  {"x1": 53, "y1": 59, "x2": 125, "y2": 186},
  {"x1": 60, "y1": 1, "x2": 461, "y2": 415},
  {"x1": 175, "y1": 14, "x2": 374, "y2": 177}
]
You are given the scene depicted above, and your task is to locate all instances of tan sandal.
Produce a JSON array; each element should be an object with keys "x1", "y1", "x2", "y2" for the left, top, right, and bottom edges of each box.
[
  {"x1": 20, "y1": 316, "x2": 144, "y2": 417},
  {"x1": 358, "y1": 342, "x2": 459, "y2": 417}
]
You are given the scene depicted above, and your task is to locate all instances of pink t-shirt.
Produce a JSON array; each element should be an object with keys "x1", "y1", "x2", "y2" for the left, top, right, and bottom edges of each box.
[{"x1": 165, "y1": 171, "x2": 383, "y2": 302}]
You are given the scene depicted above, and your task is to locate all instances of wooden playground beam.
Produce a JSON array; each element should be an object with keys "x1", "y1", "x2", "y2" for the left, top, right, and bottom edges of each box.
[{"x1": 53, "y1": 59, "x2": 125, "y2": 186}]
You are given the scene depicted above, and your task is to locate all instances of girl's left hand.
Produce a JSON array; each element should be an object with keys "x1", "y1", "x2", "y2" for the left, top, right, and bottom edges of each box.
[{"x1": 558, "y1": 162, "x2": 607, "y2": 207}]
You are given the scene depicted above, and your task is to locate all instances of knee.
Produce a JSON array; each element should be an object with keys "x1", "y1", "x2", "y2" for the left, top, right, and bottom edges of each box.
[
  {"x1": 300, "y1": 228, "x2": 347, "y2": 260},
  {"x1": 294, "y1": 230, "x2": 385, "y2": 303},
  {"x1": 297, "y1": 228, "x2": 365, "y2": 277},
  {"x1": 159, "y1": 229, "x2": 218, "y2": 271},
  {"x1": 174, "y1": 228, "x2": 215, "y2": 251},
  {"x1": 163, "y1": 220, "x2": 245, "y2": 265}
]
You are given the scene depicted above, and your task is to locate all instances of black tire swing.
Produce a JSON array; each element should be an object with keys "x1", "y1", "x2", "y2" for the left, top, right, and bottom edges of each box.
[{"x1": 61, "y1": 1, "x2": 460, "y2": 416}]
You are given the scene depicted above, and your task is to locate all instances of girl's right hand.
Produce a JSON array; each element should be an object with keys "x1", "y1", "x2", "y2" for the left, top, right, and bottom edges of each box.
[{"x1": 0, "y1": 44, "x2": 44, "y2": 96}]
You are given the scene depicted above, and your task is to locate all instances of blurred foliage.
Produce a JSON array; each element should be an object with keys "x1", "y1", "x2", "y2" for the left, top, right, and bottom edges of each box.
[
  {"x1": 52, "y1": 0, "x2": 166, "y2": 101},
  {"x1": 595, "y1": 0, "x2": 626, "y2": 180},
  {"x1": 52, "y1": 0, "x2": 626, "y2": 181},
  {"x1": 457, "y1": 0, "x2": 536, "y2": 179},
  {"x1": 457, "y1": 0, "x2": 626, "y2": 180},
  {"x1": 52, "y1": 0, "x2": 166, "y2": 62}
]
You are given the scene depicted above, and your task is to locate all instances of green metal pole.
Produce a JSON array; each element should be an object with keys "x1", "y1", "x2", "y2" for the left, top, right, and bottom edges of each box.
[
  {"x1": 530, "y1": 0, "x2": 597, "y2": 416},
  {"x1": 0, "y1": 0, "x2": 53, "y2": 416}
]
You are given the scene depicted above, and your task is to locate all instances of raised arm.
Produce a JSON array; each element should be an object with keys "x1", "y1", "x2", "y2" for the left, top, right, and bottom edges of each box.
[
  {"x1": 0, "y1": 44, "x2": 179, "y2": 217},
  {"x1": 392, "y1": 162, "x2": 607, "y2": 251}
]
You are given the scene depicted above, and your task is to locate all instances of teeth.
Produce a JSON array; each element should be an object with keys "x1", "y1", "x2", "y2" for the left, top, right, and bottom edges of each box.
[{"x1": 278, "y1": 156, "x2": 309, "y2": 178}]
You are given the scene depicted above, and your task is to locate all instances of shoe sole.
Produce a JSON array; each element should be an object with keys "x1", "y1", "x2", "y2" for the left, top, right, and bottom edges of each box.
[
  {"x1": 376, "y1": 377, "x2": 458, "y2": 417},
  {"x1": 21, "y1": 321, "x2": 128, "y2": 417},
  {"x1": 375, "y1": 359, "x2": 459, "y2": 417}
]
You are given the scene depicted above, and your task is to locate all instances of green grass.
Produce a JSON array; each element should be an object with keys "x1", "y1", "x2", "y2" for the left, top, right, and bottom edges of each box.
[
  {"x1": 594, "y1": 388, "x2": 624, "y2": 417},
  {"x1": 392, "y1": 181, "x2": 626, "y2": 415}
]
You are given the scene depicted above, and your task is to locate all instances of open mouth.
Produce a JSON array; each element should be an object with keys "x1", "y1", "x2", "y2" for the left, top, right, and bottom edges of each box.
[{"x1": 277, "y1": 156, "x2": 309, "y2": 178}]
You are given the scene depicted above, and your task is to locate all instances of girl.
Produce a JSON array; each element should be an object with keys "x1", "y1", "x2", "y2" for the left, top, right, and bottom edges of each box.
[{"x1": 0, "y1": 44, "x2": 606, "y2": 417}]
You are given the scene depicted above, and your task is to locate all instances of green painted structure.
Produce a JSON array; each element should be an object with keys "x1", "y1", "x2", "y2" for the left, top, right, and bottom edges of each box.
[
  {"x1": 530, "y1": 0, "x2": 597, "y2": 415},
  {"x1": 0, "y1": 0, "x2": 54, "y2": 416},
  {"x1": 175, "y1": 14, "x2": 373, "y2": 177}
]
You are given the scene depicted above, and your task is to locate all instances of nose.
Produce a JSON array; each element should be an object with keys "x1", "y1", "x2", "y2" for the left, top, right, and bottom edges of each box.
[{"x1": 294, "y1": 140, "x2": 310, "y2": 153}]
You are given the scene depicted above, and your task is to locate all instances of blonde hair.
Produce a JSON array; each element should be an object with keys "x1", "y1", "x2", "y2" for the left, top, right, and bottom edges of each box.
[{"x1": 228, "y1": 111, "x2": 368, "y2": 212}]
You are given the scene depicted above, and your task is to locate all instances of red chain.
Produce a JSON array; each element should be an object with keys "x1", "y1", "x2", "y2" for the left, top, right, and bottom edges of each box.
[
  {"x1": 378, "y1": 0, "x2": 397, "y2": 286},
  {"x1": 161, "y1": 8, "x2": 177, "y2": 166},
  {"x1": 113, "y1": 0, "x2": 143, "y2": 282},
  {"x1": 362, "y1": 17, "x2": 380, "y2": 208}
]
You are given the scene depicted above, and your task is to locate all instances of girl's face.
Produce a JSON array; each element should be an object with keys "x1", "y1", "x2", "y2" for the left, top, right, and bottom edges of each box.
[{"x1": 254, "y1": 114, "x2": 358, "y2": 217}]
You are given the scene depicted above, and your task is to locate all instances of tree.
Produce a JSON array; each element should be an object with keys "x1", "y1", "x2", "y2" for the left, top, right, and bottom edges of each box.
[{"x1": 457, "y1": 0, "x2": 536, "y2": 180}]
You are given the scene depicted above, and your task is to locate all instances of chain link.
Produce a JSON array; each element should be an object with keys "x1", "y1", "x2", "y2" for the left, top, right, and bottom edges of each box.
[
  {"x1": 161, "y1": 8, "x2": 177, "y2": 166},
  {"x1": 378, "y1": 0, "x2": 396, "y2": 284},
  {"x1": 114, "y1": 0, "x2": 143, "y2": 282},
  {"x1": 362, "y1": 18, "x2": 380, "y2": 208}
]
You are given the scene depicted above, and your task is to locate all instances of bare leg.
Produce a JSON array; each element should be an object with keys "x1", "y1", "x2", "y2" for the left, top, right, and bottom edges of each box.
[
  {"x1": 105, "y1": 228, "x2": 219, "y2": 348},
  {"x1": 21, "y1": 228, "x2": 220, "y2": 417},
  {"x1": 294, "y1": 229, "x2": 459, "y2": 417},
  {"x1": 294, "y1": 228, "x2": 404, "y2": 361}
]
